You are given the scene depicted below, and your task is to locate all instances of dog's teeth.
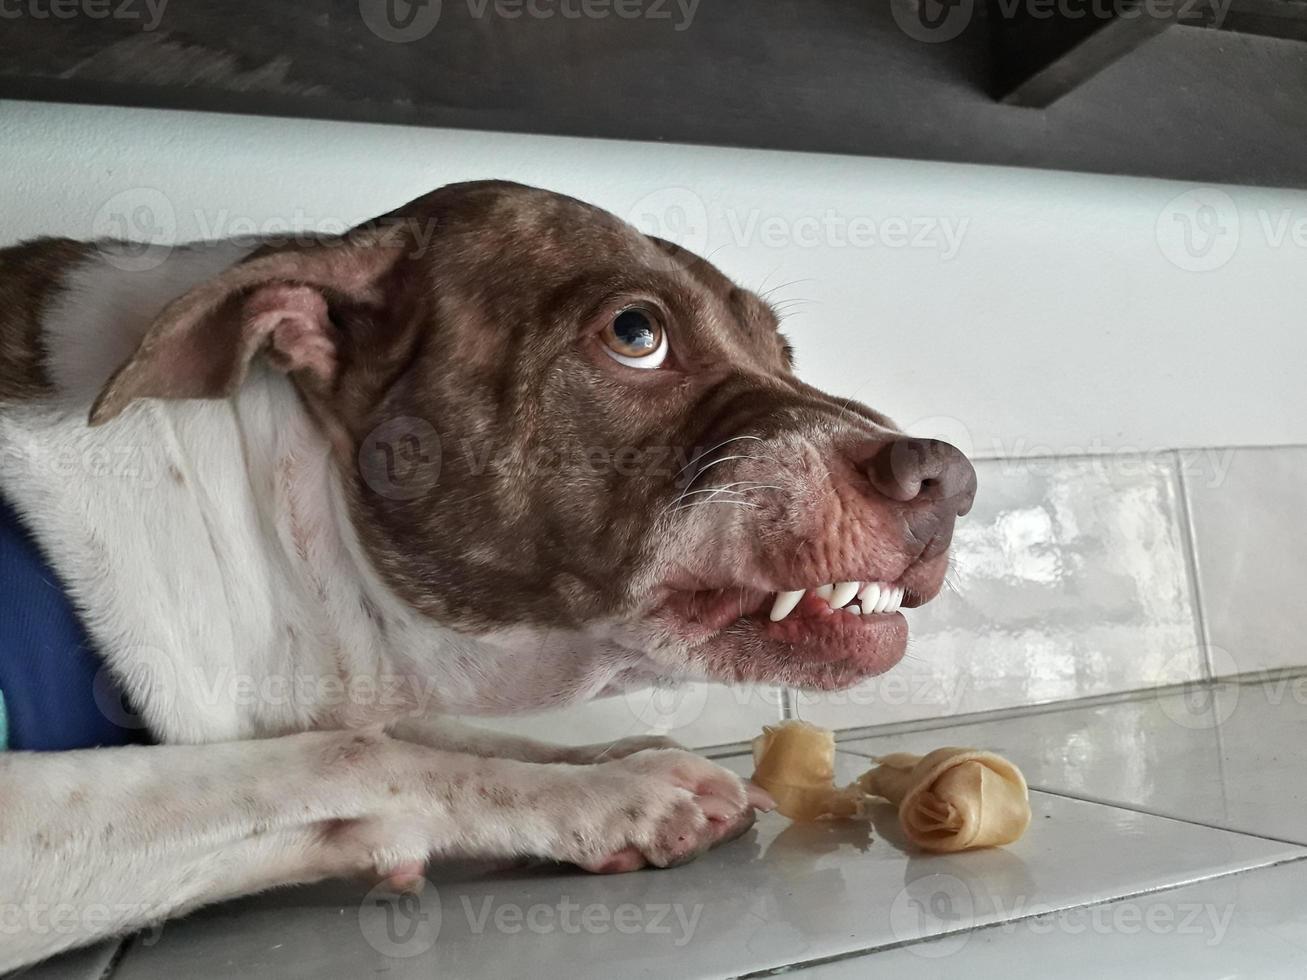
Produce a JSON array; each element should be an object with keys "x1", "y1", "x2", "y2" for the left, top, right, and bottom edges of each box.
[
  {"x1": 769, "y1": 580, "x2": 903, "y2": 620},
  {"x1": 769, "y1": 589, "x2": 805, "y2": 622},
  {"x1": 859, "y1": 582, "x2": 881, "y2": 610},
  {"x1": 830, "y1": 581, "x2": 860, "y2": 608}
]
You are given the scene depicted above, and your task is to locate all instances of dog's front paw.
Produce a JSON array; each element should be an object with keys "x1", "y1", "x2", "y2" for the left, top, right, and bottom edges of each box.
[{"x1": 562, "y1": 748, "x2": 774, "y2": 873}]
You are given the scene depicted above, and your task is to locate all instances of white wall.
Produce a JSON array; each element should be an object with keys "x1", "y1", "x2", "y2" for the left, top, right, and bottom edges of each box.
[{"x1": 3, "y1": 98, "x2": 1306, "y2": 458}]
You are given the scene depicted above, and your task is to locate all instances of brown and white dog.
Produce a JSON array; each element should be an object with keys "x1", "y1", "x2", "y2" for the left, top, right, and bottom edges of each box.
[{"x1": 0, "y1": 180, "x2": 975, "y2": 969}]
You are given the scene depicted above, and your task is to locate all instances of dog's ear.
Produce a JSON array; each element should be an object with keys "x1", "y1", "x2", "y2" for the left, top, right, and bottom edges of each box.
[{"x1": 88, "y1": 231, "x2": 409, "y2": 426}]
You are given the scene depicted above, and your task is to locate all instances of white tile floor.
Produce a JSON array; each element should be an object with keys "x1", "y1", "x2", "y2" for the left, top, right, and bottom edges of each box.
[{"x1": 21, "y1": 674, "x2": 1307, "y2": 980}]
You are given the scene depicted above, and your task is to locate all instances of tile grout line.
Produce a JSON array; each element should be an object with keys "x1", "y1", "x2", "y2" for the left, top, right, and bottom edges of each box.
[
  {"x1": 1170, "y1": 449, "x2": 1240, "y2": 806},
  {"x1": 737, "y1": 851, "x2": 1307, "y2": 978},
  {"x1": 1024, "y1": 784, "x2": 1307, "y2": 851},
  {"x1": 705, "y1": 664, "x2": 1307, "y2": 758},
  {"x1": 820, "y1": 669, "x2": 1269, "y2": 752},
  {"x1": 97, "y1": 938, "x2": 128, "y2": 980},
  {"x1": 1171, "y1": 448, "x2": 1215, "y2": 681},
  {"x1": 967, "y1": 439, "x2": 1307, "y2": 467}
]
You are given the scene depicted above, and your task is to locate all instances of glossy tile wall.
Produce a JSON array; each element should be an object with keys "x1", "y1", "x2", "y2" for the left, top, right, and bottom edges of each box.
[
  {"x1": 457, "y1": 444, "x2": 1307, "y2": 750},
  {"x1": 1180, "y1": 445, "x2": 1307, "y2": 679},
  {"x1": 795, "y1": 453, "x2": 1202, "y2": 733}
]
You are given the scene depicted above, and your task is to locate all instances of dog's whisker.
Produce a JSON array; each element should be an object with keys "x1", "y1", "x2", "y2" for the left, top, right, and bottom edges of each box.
[
  {"x1": 672, "y1": 435, "x2": 767, "y2": 482},
  {"x1": 758, "y1": 277, "x2": 817, "y2": 302},
  {"x1": 685, "y1": 453, "x2": 769, "y2": 483},
  {"x1": 665, "y1": 482, "x2": 780, "y2": 510},
  {"x1": 667, "y1": 454, "x2": 775, "y2": 512},
  {"x1": 671, "y1": 500, "x2": 760, "y2": 513},
  {"x1": 666, "y1": 463, "x2": 772, "y2": 513},
  {"x1": 705, "y1": 483, "x2": 784, "y2": 499},
  {"x1": 705, "y1": 483, "x2": 781, "y2": 501},
  {"x1": 667, "y1": 487, "x2": 750, "y2": 507}
]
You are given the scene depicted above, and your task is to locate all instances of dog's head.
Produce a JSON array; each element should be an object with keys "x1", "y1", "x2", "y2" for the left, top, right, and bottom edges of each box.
[{"x1": 92, "y1": 181, "x2": 974, "y2": 692}]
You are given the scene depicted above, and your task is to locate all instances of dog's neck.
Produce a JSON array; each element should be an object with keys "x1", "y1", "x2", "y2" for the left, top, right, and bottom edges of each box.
[{"x1": 0, "y1": 240, "x2": 651, "y2": 743}]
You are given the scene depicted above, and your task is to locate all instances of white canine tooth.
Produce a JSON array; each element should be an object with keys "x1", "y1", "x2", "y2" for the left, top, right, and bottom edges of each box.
[
  {"x1": 858, "y1": 582, "x2": 881, "y2": 610},
  {"x1": 847, "y1": 603, "x2": 862, "y2": 615},
  {"x1": 873, "y1": 586, "x2": 893, "y2": 614},
  {"x1": 769, "y1": 589, "x2": 805, "y2": 622},
  {"x1": 814, "y1": 584, "x2": 834, "y2": 602},
  {"x1": 830, "y1": 581, "x2": 860, "y2": 608}
]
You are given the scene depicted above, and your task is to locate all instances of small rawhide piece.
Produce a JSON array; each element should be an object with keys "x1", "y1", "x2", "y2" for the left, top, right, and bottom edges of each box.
[
  {"x1": 857, "y1": 748, "x2": 1032, "y2": 852},
  {"x1": 750, "y1": 720, "x2": 867, "y2": 821}
]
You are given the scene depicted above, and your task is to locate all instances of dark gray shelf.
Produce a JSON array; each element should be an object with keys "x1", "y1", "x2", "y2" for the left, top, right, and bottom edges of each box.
[{"x1": 2, "y1": 0, "x2": 1306, "y2": 187}]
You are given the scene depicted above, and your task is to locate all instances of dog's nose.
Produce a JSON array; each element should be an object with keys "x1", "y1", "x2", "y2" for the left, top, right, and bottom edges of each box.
[{"x1": 864, "y1": 437, "x2": 977, "y2": 517}]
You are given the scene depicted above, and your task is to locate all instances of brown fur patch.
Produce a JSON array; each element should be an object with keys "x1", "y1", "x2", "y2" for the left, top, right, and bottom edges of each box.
[{"x1": 0, "y1": 238, "x2": 91, "y2": 401}]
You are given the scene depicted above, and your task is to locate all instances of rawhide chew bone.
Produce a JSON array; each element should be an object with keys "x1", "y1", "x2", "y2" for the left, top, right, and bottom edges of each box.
[
  {"x1": 857, "y1": 748, "x2": 1032, "y2": 852},
  {"x1": 750, "y1": 720, "x2": 867, "y2": 821}
]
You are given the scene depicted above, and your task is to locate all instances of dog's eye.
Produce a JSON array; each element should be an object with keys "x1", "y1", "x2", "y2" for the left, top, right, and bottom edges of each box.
[{"x1": 602, "y1": 308, "x2": 668, "y2": 369}]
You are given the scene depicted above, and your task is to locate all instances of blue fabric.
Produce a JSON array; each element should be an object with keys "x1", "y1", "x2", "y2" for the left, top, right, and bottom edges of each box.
[{"x1": 0, "y1": 491, "x2": 151, "y2": 751}]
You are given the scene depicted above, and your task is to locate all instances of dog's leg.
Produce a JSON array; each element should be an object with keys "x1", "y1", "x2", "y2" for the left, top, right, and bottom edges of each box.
[
  {"x1": 387, "y1": 716, "x2": 682, "y2": 764},
  {"x1": 2, "y1": 728, "x2": 768, "y2": 971}
]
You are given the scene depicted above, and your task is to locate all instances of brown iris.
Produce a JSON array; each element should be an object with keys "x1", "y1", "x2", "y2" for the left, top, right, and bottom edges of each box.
[{"x1": 602, "y1": 308, "x2": 664, "y2": 360}]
